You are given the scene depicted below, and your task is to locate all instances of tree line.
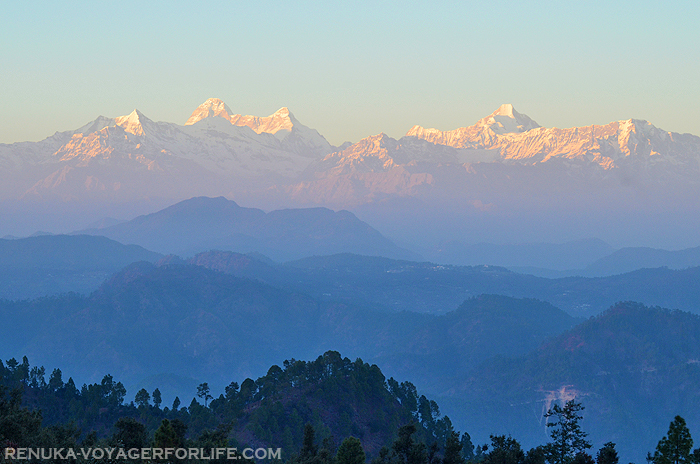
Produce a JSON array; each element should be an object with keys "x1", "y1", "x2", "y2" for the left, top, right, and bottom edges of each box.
[{"x1": 1, "y1": 355, "x2": 699, "y2": 463}]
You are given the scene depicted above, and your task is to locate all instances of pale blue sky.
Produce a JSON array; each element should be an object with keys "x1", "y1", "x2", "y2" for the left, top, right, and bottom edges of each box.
[{"x1": 1, "y1": 0, "x2": 699, "y2": 146}]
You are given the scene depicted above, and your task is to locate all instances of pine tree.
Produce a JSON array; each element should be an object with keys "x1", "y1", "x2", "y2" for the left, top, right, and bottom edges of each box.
[
  {"x1": 461, "y1": 432, "x2": 475, "y2": 461},
  {"x1": 47, "y1": 368, "x2": 64, "y2": 392},
  {"x1": 154, "y1": 419, "x2": 179, "y2": 448},
  {"x1": 443, "y1": 431, "x2": 466, "y2": 464},
  {"x1": 111, "y1": 417, "x2": 149, "y2": 449},
  {"x1": 483, "y1": 435, "x2": 525, "y2": 464},
  {"x1": 524, "y1": 446, "x2": 546, "y2": 464},
  {"x1": 135, "y1": 388, "x2": 150, "y2": 408},
  {"x1": 300, "y1": 423, "x2": 319, "y2": 461},
  {"x1": 543, "y1": 400, "x2": 591, "y2": 464},
  {"x1": 392, "y1": 424, "x2": 427, "y2": 464},
  {"x1": 650, "y1": 416, "x2": 694, "y2": 464},
  {"x1": 0, "y1": 386, "x2": 42, "y2": 447},
  {"x1": 197, "y1": 383, "x2": 213, "y2": 407},
  {"x1": 572, "y1": 453, "x2": 594, "y2": 464},
  {"x1": 596, "y1": 442, "x2": 619, "y2": 464},
  {"x1": 337, "y1": 437, "x2": 365, "y2": 464},
  {"x1": 152, "y1": 388, "x2": 162, "y2": 409}
]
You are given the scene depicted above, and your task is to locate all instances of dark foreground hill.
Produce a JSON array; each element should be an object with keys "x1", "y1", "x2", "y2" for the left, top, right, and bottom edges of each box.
[
  {"x1": 0, "y1": 234, "x2": 162, "y2": 299},
  {"x1": 77, "y1": 196, "x2": 419, "y2": 261},
  {"x1": 1, "y1": 350, "x2": 457, "y2": 459},
  {"x1": 447, "y1": 302, "x2": 700, "y2": 462}
]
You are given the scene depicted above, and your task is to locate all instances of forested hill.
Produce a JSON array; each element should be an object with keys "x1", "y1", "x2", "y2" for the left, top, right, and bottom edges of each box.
[
  {"x1": 217, "y1": 351, "x2": 455, "y2": 456},
  {"x1": 0, "y1": 261, "x2": 578, "y2": 397},
  {"x1": 449, "y1": 302, "x2": 700, "y2": 462},
  {"x1": 5, "y1": 348, "x2": 697, "y2": 464},
  {"x1": 0, "y1": 351, "x2": 462, "y2": 459}
]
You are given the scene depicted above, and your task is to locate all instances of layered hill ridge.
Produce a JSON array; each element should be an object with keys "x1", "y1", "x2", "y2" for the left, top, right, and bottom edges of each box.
[
  {"x1": 76, "y1": 196, "x2": 419, "y2": 261},
  {"x1": 0, "y1": 234, "x2": 162, "y2": 300},
  {"x1": 2, "y1": 259, "x2": 698, "y2": 461}
]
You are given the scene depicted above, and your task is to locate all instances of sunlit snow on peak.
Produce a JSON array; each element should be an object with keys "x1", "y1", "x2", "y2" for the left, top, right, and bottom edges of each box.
[
  {"x1": 185, "y1": 98, "x2": 234, "y2": 126},
  {"x1": 115, "y1": 109, "x2": 148, "y2": 136}
]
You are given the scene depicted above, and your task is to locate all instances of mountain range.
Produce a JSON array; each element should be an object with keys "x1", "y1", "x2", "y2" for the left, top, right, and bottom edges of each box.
[
  {"x1": 3, "y1": 98, "x2": 700, "y2": 463},
  {"x1": 4, "y1": 229, "x2": 700, "y2": 317},
  {"x1": 3, "y1": 99, "x2": 700, "y2": 248}
]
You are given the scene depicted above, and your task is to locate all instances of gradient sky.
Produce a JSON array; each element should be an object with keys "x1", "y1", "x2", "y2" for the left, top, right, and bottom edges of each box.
[{"x1": 1, "y1": 1, "x2": 699, "y2": 146}]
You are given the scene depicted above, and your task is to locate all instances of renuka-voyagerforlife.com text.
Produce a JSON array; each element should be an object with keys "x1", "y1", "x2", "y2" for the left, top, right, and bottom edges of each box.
[{"x1": 3, "y1": 446, "x2": 282, "y2": 461}]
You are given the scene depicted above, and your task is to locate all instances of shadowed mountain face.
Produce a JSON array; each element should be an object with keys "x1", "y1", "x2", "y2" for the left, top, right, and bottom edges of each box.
[{"x1": 75, "y1": 196, "x2": 420, "y2": 261}]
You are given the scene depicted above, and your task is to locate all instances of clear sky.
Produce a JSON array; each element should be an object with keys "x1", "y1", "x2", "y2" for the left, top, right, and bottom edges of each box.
[{"x1": 1, "y1": 0, "x2": 699, "y2": 146}]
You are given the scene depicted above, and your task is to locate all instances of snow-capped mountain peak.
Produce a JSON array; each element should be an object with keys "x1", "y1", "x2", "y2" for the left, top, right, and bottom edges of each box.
[
  {"x1": 114, "y1": 109, "x2": 150, "y2": 136},
  {"x1": 404, "y1": 105, "x2": 540, "y2": 150},
  {"x1": 476, "y1": 104, "x2": 541, "y2": 134},
  {"x1": 493, "y1": 103, "x2": 516, "y2": 117},
  {"x1": 185, "y1": 98, "x2": 233, "y2": 126},
  {"x1": 273, "y1": 106, "x2": 293, "y2": 119},
  {"x1": 179, "y1": 100, "x2": 331, "y2": 156},
  {"x1": 229, "y1": 107, "x2": 296, "y2": 135}
]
